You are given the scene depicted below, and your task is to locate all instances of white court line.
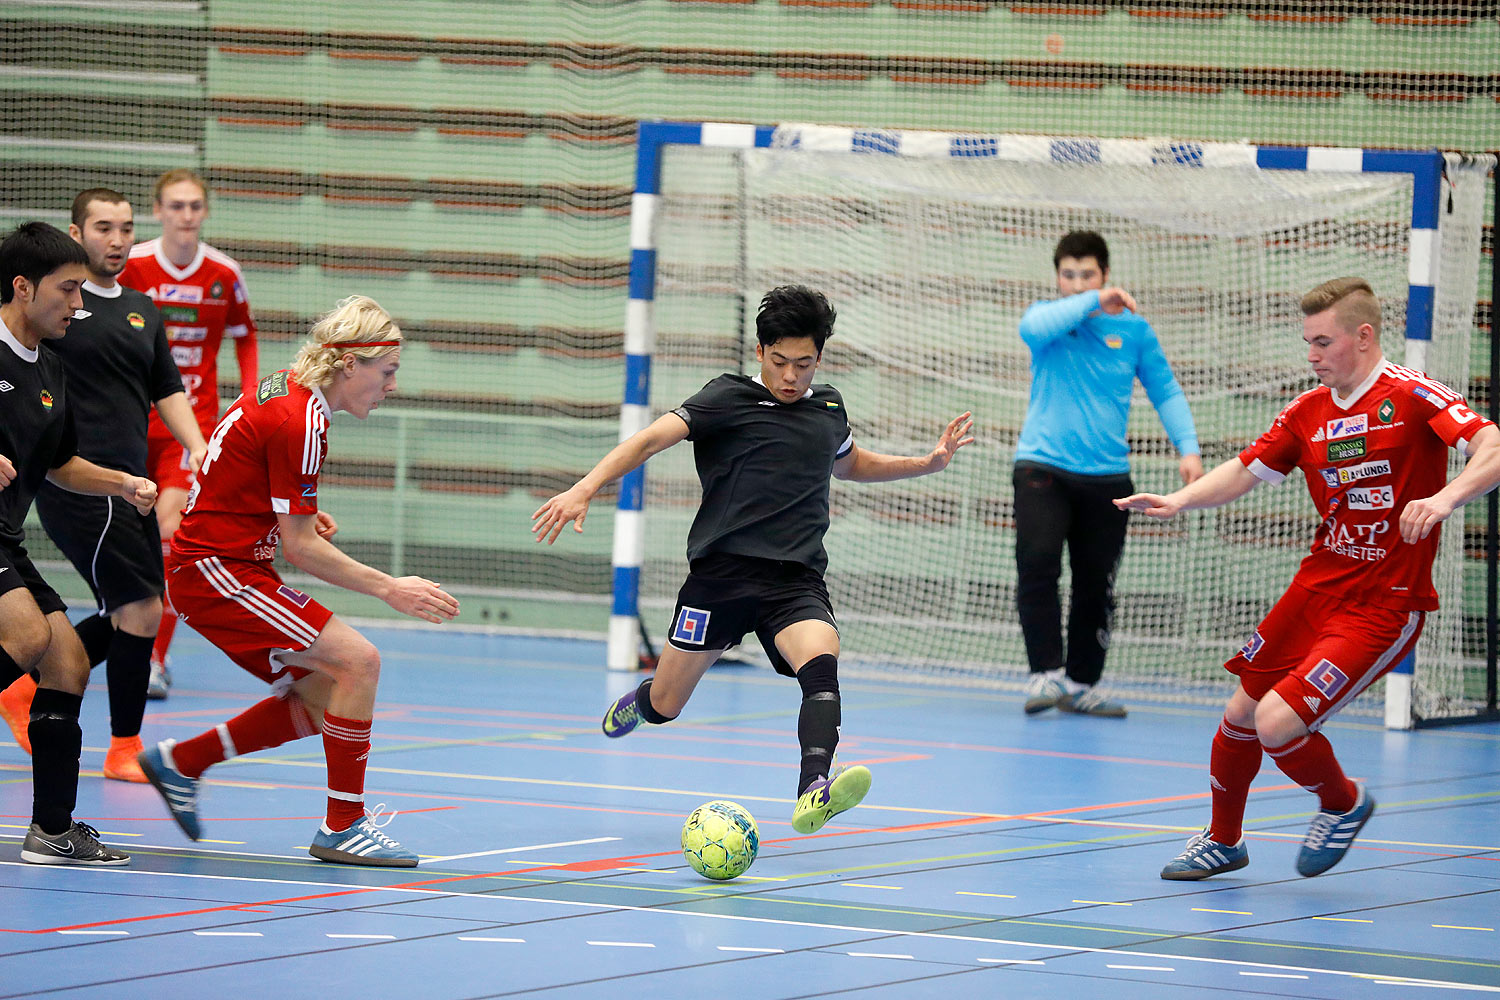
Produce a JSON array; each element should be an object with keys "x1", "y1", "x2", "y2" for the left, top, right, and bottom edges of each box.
[
  {"x1": 1242, "y1": 972, "x2": 1309, "y2": 980},
  {"x1": 423, "y1": 836, "x2": 619, "y2": 864},
  {"x1": 326, "y1": 934, "x2": 395, "y2": 940},
  {"x1": 1109, "y1": 965, "x2": 1175, "y2": 972},
  {"x1": 979, "y1": 958, "x2": 1045, "y2": 965},
  {"x1": 12, "y1": 864, "x2": 1497, "y2": 993},
  {"x1": 588, "y1": 940, "x2": 654, "y2": 948},
  {"x1": 459, "y1": 936, "x2": 526, "y2": 943},
  {"x1": 194, "y1": 931, "x2": 264, "y2": 938},
  {"x1": 58, "y1": 930, "x2": 127, "y2": 936},
  {"x1": 718, "y1": 946, "x2": 784, "y2": 954},
  {"x1": 849, "y1": 952, "x2": 914, "y2": 960}
]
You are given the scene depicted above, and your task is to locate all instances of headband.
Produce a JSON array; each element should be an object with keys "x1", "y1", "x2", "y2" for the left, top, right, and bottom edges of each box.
[{"x1": 336, "y1": 340, "x2": 401, "y2": 349}]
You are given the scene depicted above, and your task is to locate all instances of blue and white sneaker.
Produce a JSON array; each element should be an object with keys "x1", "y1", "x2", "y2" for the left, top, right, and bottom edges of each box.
[
  {"x1": 601, "y1": 688, "x2": 643, "y2": 738},
  {"x1": 146, "y1": 657, "x2": 171, "y2": 701},
  {"x1": 309, "y1": 816, "x2": 419, "y2": 868},
  {"x1": 1160, "y1": 828, "x2": 1250, "y2": 881},
  {"x1": 1296, "y1": 782, "x2": 1374, "y2": 878},
  {"x1": 138, "y1": 739, "x2": 201, "y2": 840}
]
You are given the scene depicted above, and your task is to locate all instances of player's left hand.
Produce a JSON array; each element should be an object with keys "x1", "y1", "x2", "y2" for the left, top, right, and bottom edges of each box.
[
  {"x1": 1179, "y1": 454, "x2": 1205, "y2": 484},
  {"x1": 122, "y1": 476, "x2": 158, "y2": 515},
  {"x1": 186, "y1": 445, "x2": 208, "y2": 474},
  {"x1": 927, "y1": 412, "x2": 975, "y2": 472},
  {"x1": 1398, "y1": 495, "x2": 1455, "y2": 543},
  {"x1": 0, "y1": 454, "x2": 14, "y2": 491},
  {"x1": 315, "y1": 510, "x2": 338, "y2": 539}
]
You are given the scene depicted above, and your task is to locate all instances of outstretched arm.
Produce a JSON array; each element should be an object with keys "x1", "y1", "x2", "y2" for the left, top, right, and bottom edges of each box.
[
  {"x1": 1115, "y1": 456, "x2": 1259, "y2": 519},
  {"x1": 833, "y1": 412, "x2": 974, "y2": 483},
  {"x1": 1398, "y1": 424, "x2": 1500, "y2": 542},
  {"x1": 279, "y1": 512, "x2": 458, "y2": 623},
  {"x1": 46, "y1": 456, "x2": 158, "y2": 514},
  {"x1": 532, "y1": 411, "x2": 690, "y2": 543}
]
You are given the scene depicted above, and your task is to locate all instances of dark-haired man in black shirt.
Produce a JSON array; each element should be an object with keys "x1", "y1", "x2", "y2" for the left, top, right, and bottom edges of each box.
[
  {"x1": 0, "y1": 191, "x2": 207, "y2": 784},
  {"x1": 534, "y1": 285, "x2": 973, "y2": 834},
  {"x1": 0, "y1": 222, "x2": 157, "y2": 865}
]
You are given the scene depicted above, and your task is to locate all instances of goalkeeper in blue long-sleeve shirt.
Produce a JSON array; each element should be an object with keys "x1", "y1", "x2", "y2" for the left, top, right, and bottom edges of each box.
[{"x1": 1015, "y1": 231, "x2": 1203, "y2": 718}]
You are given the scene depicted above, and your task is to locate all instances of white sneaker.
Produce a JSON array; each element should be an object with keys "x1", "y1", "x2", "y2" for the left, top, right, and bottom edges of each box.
[
  {"x1": 147, "y1": 657, "x2": 171, "y2": 700},
  {"x1": 1024, "y1": 672, "x2": 1066, "y2": 715}
]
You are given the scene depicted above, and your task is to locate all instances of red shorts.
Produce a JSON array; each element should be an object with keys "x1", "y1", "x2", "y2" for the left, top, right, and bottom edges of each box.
[
  {"x1": 1225, "y1": 582, "x2": 1425, "y2": 731},
  {"x1": 148, "y1": 435, "x2": 195, "y2": 494},
  {"x1": 166, "y1": 555, "x2": 332, "y2": 691}
]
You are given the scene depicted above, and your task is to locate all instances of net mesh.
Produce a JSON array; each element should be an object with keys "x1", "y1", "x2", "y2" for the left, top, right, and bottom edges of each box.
[
  {"x1": 1, "y1": 1, "x2": 1494, "y2": 707},
  {"x1": 645, "y1": 134, "x2": 1491, "y2": 716}
]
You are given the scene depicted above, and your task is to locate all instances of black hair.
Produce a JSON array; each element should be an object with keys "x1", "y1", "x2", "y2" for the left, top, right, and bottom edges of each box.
[
  {"x1": 755, "y1": 285, "x2": 836, "y2": 353},
  {"x1": 1052, "y1": 230, "x2": 1110, "y2": 273},
  {"x1": 71, "y1": 188, "x2": 130, "y2": 228},
  {"x1": 0, "y1": 222, "x2": 88, "y2": 305}
]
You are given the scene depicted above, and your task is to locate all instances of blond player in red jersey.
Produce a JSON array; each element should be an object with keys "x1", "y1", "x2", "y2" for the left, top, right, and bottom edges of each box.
[
  {"x1": 137, "y1": 295, "x2": 459, "y2": 867},
  {"x1": 120, "y1": 169, "x2": 259, "y2": 699},
  {"x1": 1117, "y1": 277, "x2": 1500, "y2": 880}
]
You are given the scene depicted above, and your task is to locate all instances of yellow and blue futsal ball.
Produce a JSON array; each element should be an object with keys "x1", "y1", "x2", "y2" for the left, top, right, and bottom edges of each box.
[{"x1": 681, "y1": 800, "x2": 759, "y2": 881}]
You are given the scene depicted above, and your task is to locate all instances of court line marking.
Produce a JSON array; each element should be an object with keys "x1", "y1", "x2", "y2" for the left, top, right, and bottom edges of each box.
[
  {"x1": 458, "y1": 936, "x2": 525, "y2": 943},
  {"x1": 1315, "y1": 917, "x2": 1375, "y2": 923},
  {"x1": 422, "y1": 836, "x2": 619, "y2": 864},
  {"x1": 1433, "y1": 925, "x2": 1494, "y2": 932},
  {"x1": 1194, "y1": 908, "x2": 1254, "y2": 916},
  {"x1": 587, "y1": 940, "x2": 653, "y2": 948},
  {"x1": 57, "y1": 930, "x2": 127, "y2": 936},
  {"x1": 957, "y1": 891, "x2": 1016, "y2": 899},
  {"x1": 846, "y1": 883, "x2": 903, "y2": 890},
  {"x1": 1241, "y1": 972, "x2": 1308, "y2": 979},
  {"x1": 848, "y1": 951, "x2": 914, "y2": 959},
  {"x1": 1074, "y1": 900, "x2": 1131, "y2": 906},
  {"x1": 193, "y1": 931, "x2": 263, "y2": 937},
  {"x1": 7, "y1": 861, "x2": 1498, "y2": 990},
  {"x1": 978, "y1": 958, "x2": 1045, "y2": 965},
  {"x1": 1108, "y1": 964, "x2": 1175, "y2": 971},
  {"x1": 326, "y1": 934, "x2": 395, "y2": 940},
  {"x1": 718, "y1": 946, "x2": 783, "y2": 954}
]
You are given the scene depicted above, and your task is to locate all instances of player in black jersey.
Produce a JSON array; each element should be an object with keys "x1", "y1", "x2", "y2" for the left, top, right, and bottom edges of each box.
[
  {"x1": 533, "y1": 286, "x2": 973, "y2": 833},
  {"x1": 0, "y1": 191, "x2": 208, "y2": 784},
  {"x1": 0, "y1": 222, "x2": 158, "y2": 865}
]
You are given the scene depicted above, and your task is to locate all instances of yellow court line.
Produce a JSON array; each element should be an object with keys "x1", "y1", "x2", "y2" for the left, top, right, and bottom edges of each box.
[
  {"x1": 1433, "y1": 925, "x2": 1494, "y2": 932},
  {"x1": 957, "y1": 891, "x2": 1016, "y2": 899},
  {"x1": 1313, "y1": 917, "x2": 1374, "y2": 924},
  {"x1": 1194, "y1": 908, "x2": 1253, "y2": 915},
  {"x1": 1075, "y1": 900, "x2": 1131, "y2": 906},
  {"x1": 845, "y1": 883, "x2": 903, "y2": 890}
]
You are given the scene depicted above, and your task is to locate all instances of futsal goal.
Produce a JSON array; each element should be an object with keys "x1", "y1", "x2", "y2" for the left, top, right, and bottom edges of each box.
[{"x1": 611, "y1": 120, "x2": 1495, "y2": 729}]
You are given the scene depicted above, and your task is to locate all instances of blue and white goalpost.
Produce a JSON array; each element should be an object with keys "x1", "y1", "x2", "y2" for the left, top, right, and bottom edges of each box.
[{"x1": 610, "y1": 119, "x2": 1488, "y2": 730}]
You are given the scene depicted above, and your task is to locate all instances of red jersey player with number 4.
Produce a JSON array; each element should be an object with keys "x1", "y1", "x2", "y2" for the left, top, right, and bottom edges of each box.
[
  {"x1": 120, "y1": 169, "x2": 259, "y2": 700},
  {"x1": 136, "y1": 295, "x2": 459, "y2": 867},
  {"x1": 1117, "y1": 277, "x2": 1500, "y2": 881}
]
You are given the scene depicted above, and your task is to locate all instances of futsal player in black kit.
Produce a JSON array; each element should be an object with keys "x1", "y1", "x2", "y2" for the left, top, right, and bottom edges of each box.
[
  {"x1": 0, "y1": 190, "x2": 207, "y2": 784},
  {"x1": 0, "y1": 222, "x2": 158, "y2": 864},
  {"x1": 533, "y1": 286, "x2": 973, "y2": 833}
]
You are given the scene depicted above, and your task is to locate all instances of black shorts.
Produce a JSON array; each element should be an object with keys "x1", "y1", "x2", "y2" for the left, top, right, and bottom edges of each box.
[
  {"x1": 0, "y1": 538, "x2": 67, "y2": 617},
  {"x1": 665, "y1": 553, "x2": 837, "y2": 677},
  {"x1": 35, "y1": 482, "x2": 163, "y2": 615}
]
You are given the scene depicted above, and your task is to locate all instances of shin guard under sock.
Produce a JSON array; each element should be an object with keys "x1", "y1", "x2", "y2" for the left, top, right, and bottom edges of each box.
[
  {"x1": 1207, "y1": 718, "x2": 1263, "y2": 845},
  {"x1": 795, "y1": 653, "x2": 841, "y2": 795},
  {"x1": 104, "y1": 630, "x2": 154, "y2": 738},
  {"x1": 1266, "y1": 732, "x2": 1357, "y2": 813},
  {"x1": 29, "y1": 688, "x2": 83, "y2": 835},
  {"x1": 73, "y1": 614, "x2": 114, "y2": 669}
]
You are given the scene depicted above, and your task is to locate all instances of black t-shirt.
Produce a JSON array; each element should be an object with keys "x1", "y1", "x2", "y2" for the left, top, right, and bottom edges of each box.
[
  {"x1": 0, "y1": 320, "x2": 77, "y2": 544},
  {"x1": 41, "y1": 281, "x2": 180, "y2": 476},
  {"x1": 673, "y1": 373, "x2": 854, "y2": 574}
]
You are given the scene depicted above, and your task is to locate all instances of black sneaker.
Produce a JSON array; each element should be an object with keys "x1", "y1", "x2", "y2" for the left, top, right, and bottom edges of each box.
[{"x1": 20, "y1": 821, "x2": 130, "y2": 866}]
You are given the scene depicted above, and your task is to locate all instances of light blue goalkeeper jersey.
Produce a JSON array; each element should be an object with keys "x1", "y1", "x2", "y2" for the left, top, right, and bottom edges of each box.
[{"x1": 1015, "y1": 289, "x2": 1199, "y2": 476}]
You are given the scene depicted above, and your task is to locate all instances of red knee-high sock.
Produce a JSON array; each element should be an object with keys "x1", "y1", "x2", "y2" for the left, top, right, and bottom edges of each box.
[
  {"x1": 1207, "y1": 718, "x2": 1263, "y2": 845},
  {"x1": 153, "y1": 542, "x2": 178, "y2": 665},
  {"x1": 171, "y1": 694, "x2": 320, "y2": 779},
  {"x1": 1265, "y1": 732, "x2": 1357, "y2": 813},
  {"x1": 321, "y1": 711, "x2": 372, "y2": 832}
]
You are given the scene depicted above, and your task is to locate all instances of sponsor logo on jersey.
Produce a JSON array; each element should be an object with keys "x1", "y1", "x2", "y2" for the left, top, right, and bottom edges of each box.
[
  {"x1": 0, "y1": 380, "x2": 11, "y2": 392},
  {"x1": 257, "y1": 370, "x2": 290, "y2": 403},
  {"x1": 1345, "y1": 485, "x2": 1394, "y2": 510},
  {"x1": 1318, "y1": 459, "x2": 1391, "y2": 488},
  {"x1": 671, "y1": 606, "x2": 711, "y2": 645},
  {"x1": 169, "y1": 326, "x2": 209, "y2": 343},
  {"x1": 1309, "y1": 426, "x2": 1325, "y2": 443},
  {"x1": 1104, "y1": 334, "x2": 1123, "y2": 349},
  {"x1": 1377, "y1": 398, "x2": 1395, "y2": 423},
  {"x1": 1238, "y1": 630, "x2": 1264, "y2": 662},
  {"x1": 39, "y1": 389, "x2": 53, "y2": 411},
  {"x1": 160, "y1": 306, "x2": 198, "y2": 323},
  {"x1": 171, "y1": 345, "x2": 204, "y2": 368},
  {"x1": 756, "y1": 400, "x2": 777, "y2": 406},
  {"x1": 1326, "y1": 436, "x2": 1367, "y2": 462},
  {"x1": 1306, "y1": 658, "x2": 1350, "y2": 699},
  {"x1": 210, "y1": 280, "x2": 224, "y2": 299},
  {"x1": 126, "y1": 311, "x2": 146, "y2": 330},
  {"x1": 276, "y1": 584, "x2": 312, "y2": 608},
  {"x1": 1412, "y1": 385, "x2": 1445, "y2": 407},
  {"x1": 158, "y1": 283, "x2": 203, "y2": 304},
  {"x1": 300, "y1": 483, "x2": 317, "y2": 499},
  {"x1": 1326, "y1": 414, "x2": 1367, "y2": 440},
  {"x1": 1326, "y1": 520, "x2": 1389, "y2": 562}
]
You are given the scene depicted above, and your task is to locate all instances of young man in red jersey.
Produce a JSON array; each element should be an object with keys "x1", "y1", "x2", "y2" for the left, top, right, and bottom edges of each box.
[
  {"x1": 137, "y1": 295, "x2": 459, "y2": 867},
  {"x1": 1117, "y1": 277, "x2": 1500, "y2": 880},
  {"x1": 120, "y1": 169, "x2": 259, "y2": 699}
]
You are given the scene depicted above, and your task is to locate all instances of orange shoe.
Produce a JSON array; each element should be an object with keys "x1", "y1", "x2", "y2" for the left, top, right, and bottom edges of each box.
[
  {"x1": 104, "y1": 735, "x2": 148, "y2": 783},
  {"x1": 0, "y1": 673, "x2": 36, "y2": 755}
]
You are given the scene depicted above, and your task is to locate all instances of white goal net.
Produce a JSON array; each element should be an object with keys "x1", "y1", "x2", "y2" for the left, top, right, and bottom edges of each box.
[{"x1": 639, "y1": 125, "x2": 1491, "y2": 721}]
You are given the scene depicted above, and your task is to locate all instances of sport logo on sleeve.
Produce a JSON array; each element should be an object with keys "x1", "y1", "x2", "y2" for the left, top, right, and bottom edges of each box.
[
  {"x1": 1238, "y1": 630, "x2": 1265, "y2": 662},
  {"x1": 1305, "y1": 658, "x2": 1350, "y2": 700},
  {"x1": 671, "y1": 606, "x2": 711, "y2": 645}
]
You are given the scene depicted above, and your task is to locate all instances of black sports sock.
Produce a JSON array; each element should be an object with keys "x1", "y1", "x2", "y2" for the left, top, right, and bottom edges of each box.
[
  {"x1": 0, "y1": 644, "x2": 24, "y2": 686},
  {"x1": 795, "y1": 654, "x2": 841, "y2": 795},
  {"x1": 73, "y1": 614, "x2": 115, "y2": 669},
  {"x1": 105, "y1": 630, "x2": 154, "y2": 738},
  {"x1": 29, "y1": 688, "x2": 83, "y2": 835},
  {"x1": 636, "y1": 679, "x2": 674, "y2": 725}
]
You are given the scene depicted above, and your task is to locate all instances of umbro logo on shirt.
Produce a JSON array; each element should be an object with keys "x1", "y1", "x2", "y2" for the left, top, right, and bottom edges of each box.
[
  {"x1": 0, "y1": 380, "x2": 12, "y2": 392},
  {"x1": 757, "y1": 400, "x2": 777, "y2": 406}
]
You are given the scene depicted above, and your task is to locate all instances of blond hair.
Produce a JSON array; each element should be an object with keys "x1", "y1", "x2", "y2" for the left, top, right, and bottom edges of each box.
[
  {"x1": 291, "y1": 295, "x2": 402, "y2": 388},
  {"x1": 154, "y1": 168, "x2": 208, "y2": 204},
  {"x1": 1300, "y1": 276, "x2": 1381, "y2": 337}
]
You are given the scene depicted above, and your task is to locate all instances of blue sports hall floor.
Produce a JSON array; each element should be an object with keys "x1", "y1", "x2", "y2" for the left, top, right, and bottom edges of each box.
[{"x1": 2, "y1": 624, "x2": 1497, "y2": 999}]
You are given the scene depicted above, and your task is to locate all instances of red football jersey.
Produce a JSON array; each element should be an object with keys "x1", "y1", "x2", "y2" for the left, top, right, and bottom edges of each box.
[
  {"x1": 1240, "y1": 361, "x2": 1493, "y2": 611},
  {"x1": 171, "y1": 371, "x2": 329, "y2": 565},
  {"x1": 121, "y1": 238, "x2": 258, "y2": 434}
]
